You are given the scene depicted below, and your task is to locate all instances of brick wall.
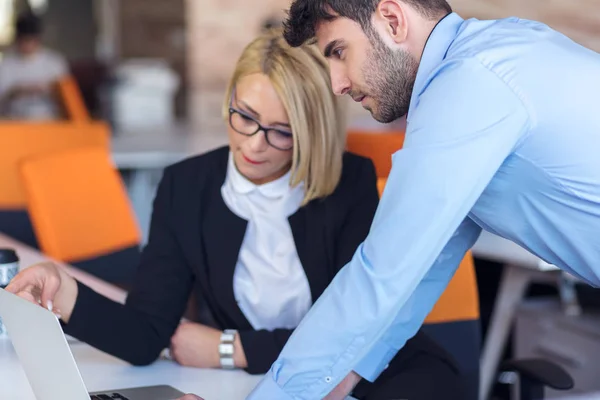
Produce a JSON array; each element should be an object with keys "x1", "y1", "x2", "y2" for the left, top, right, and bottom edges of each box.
[
  {"x1": 450, "y1": 0, "x2": 600, "y2": 52},
  {"x1": 185, "y1": 0, "x2": 600, "y2": 133},
  {"x1": 186, "y1": 0, "x2": 293, "y2": 131}
]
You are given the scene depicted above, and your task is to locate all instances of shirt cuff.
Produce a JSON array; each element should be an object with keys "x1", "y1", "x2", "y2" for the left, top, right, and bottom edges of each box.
[
  {"x1": 352, "y1": 340, "x2": 398, "y2": 382},
  {"x1": 245, "y1": 369, "x2": 294, "y2": 400}
]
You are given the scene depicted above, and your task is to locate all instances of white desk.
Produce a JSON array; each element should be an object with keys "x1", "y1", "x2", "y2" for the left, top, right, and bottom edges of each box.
[
  {"x1": 111, "y1": 125, "x2": 228, "y2": 243},
  {"x1": 110, "y1": 123, "x2": 224, "y2": 169},
  {"x1": 472, "y1": 231, "x2": 558, "y2": 272},
  {"x1": 0, "y1": 232, "x2": 264, "y2": 400},
  {"x1": 0, "y1": 339, "x2": 261, "y2": 400},
  {"x1": 0, "y1": 232, "x2": 126, "y2": 304}
]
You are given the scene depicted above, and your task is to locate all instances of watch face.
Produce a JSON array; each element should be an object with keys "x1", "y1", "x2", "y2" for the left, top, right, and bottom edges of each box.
[{"x1": 219, "y1": 343, "x2": 234, "y2": 355}]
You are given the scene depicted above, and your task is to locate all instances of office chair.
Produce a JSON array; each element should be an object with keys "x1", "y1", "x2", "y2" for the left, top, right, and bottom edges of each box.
[
  {"x1": 501, "y1": 359, "x2": 574, "y2": 400},
  {"x1": 346, "y1": 130, "x2": 405, "y2": 178},
  {"x1": 20, "y1": 147, "x2": 141, "y2": 286},
  {"x1": 56, "y1": 75, "x2": 92, "y2": 123},
  {"x1": 0, "y1": 121, "x2": 110, "y2": 247}
]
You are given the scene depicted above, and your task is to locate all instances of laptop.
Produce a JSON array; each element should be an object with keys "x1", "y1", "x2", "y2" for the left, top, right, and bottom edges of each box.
[{"x1": 0, "y1": 288, "x2": 186, "y2": 400}]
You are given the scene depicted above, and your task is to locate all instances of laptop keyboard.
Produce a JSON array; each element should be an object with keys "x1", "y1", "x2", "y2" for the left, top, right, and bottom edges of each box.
[{"x1": 89, "y1": 394, "x2": 130, "y2": 400}]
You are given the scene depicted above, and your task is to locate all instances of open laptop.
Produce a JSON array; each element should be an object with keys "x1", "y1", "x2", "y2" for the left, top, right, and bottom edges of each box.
[{"x1": 0, "y1": 288, "x2": 185, "y2": 400}]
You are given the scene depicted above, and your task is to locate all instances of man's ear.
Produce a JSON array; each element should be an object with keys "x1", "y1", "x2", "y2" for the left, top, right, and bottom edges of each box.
[{"x1": 372, "y1": 0, "x2": 408, "y2": 44}]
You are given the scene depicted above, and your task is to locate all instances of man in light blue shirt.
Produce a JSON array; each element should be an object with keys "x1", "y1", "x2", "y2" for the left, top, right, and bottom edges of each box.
[{"x1": 179, "y1": 1, "x2": 600, "y2": 399}]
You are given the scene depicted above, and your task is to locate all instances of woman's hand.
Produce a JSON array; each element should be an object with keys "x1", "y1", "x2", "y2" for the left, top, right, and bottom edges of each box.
[
  {"x1": 170, "y1": 322, "x2": 247, "y2": 369},
  {"x1": 5, "y1": 262, "x2": 78, "y2": 323}
]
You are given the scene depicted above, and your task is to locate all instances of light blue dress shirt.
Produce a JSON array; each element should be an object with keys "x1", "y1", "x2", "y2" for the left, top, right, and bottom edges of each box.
[{"x1": 247, "y1": 12, "x2": 600, "y2": 399}]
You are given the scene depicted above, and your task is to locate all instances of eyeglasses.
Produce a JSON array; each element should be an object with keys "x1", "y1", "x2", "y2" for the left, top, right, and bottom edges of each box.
[{"x1": 228, "y1": 89, "x2": 294, "y2": 151}]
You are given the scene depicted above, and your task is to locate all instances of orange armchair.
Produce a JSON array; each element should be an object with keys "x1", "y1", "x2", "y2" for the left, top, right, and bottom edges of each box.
[
  {"x1": 19, "y1": 147, "x2": 140, "y2": 285},
  {"x1": 0, "y1": 122, "x2": 110, "y2": 247},
  {"x1": 346, "y1": 131, "x2": 405, "y2": 178},
  {"x1": 56, "y1": 75, "x2": 91, "y2": 123}
]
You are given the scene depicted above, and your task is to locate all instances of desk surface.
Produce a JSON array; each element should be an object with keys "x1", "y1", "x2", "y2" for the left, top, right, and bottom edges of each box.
[
  {"x1": 0, "y1": 233, "x2": 263, "y2": 400},
  {"x1": 0, "y1": 232, "x2": 126, "y2": 304},
  {"x1": 472, "y1": 231, "x2": 558, "y2": 271},
  {"x1": 111, "y1": 124, "x2": 228, "y2": 170},
  {"x1": 0, "y1": 338, "x2": 262, "y2": 400}
]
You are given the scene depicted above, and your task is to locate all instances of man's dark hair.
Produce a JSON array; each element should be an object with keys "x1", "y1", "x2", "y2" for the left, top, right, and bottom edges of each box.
[
  {"x1": 283, "y1": 0, "x2": 451, "y2": 47},
  {"x1": 15, "y1": 12, "x2": 43, "y2": 39}
]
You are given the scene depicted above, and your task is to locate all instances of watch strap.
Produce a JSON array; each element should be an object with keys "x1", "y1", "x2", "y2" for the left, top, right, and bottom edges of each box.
[{"x1": 219, "y1": 329, "x2": 237, "y2": 369}]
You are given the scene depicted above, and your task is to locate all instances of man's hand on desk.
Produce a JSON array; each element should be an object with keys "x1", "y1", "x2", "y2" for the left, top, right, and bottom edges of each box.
[{"x1": 169, "y1": 322, "x2": 248, "y2": 369}]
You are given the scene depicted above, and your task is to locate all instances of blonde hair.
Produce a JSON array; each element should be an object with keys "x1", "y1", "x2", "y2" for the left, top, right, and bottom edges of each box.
[{"x1": 222, "y1": 28, "x2": 346, "y2": 205}]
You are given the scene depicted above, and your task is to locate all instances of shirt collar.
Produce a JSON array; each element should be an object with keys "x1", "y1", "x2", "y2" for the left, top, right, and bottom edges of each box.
[
  {"x1": 407, "y1": 12, "x2": 465, "y2": 122},
  {"x1": 226, "y1": 152, "x2": 294, "y2": 199}
]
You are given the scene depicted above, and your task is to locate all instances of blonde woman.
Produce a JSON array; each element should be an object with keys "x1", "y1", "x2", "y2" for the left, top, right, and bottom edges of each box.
[{"x1": 8, "y1": 30, "x2": 464, "y2": 399}]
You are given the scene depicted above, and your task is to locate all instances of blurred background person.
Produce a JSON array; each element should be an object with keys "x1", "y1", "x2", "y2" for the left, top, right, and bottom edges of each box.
[{"x1": 0, "y1": 12, "x2": 67, "y2": 120}]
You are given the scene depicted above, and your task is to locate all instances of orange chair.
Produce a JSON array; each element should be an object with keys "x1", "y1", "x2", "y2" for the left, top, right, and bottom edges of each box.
[
  {"x1": 56, "y1": 75, "x2": 91, "y2": 122},
  {"x1": 346, "y1": 131, "x2": 405, "y2": 178},
  {"x1": 19, "y1": 147, "x2": 141, "y2": 285},
  {"x1": 0, "y1": 122, "x2": 110, "y2": 247},
  {"x1": 376, "y1": 177, "x2": 481, "y2": 399}
]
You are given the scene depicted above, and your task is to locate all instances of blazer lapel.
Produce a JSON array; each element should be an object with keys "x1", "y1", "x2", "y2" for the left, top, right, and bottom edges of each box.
[
  {"x1": 202, "y1": 185, "x2": 253, "y2": 329},
  {"x1": 289, "y1": 204, "x2": 331, "y2": 302}
]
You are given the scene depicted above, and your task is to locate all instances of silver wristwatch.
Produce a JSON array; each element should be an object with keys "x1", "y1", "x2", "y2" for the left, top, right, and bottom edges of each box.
[{"x1": 219, "y1": 329, "x2": 237, "y2": 369}]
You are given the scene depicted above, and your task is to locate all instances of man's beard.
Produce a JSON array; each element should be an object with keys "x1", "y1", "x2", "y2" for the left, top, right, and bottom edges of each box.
[{"x1": 361, "y1": 34, "x2": 419, "y2": 123}]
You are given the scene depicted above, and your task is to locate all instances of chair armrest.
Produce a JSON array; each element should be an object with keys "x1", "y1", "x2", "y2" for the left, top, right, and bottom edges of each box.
[{"x1": 501, "y1": 358, "x2": 574, "y2": 391}]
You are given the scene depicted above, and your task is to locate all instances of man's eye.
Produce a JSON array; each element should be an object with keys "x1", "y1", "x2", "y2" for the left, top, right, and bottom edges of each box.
[{"x1": 334, "y1": 48, "x2": 343, "y2": 58}]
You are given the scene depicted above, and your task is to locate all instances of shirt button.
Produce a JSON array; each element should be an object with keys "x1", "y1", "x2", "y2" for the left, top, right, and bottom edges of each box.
[{"x1": 325, "y1": 376, "x2": 332, "y2": 383}]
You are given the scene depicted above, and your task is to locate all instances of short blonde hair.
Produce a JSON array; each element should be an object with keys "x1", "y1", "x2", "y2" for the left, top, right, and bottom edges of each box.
[{"x1": 222, "y1": 28, "x2": 346, "y2": 205}]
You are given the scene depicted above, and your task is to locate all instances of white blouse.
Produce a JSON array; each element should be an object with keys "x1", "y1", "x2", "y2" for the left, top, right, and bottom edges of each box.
[{"x1": 221, "y1": 153, "x2": 312, "y2": 330}]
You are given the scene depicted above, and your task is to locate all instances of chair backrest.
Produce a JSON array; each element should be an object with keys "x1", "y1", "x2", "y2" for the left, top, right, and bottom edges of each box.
[
  {"x1": 346, "y1": 131, "x2": 405, "y2": 178},
  {"x1": 377, "y1": 176, "x2": 480, "y2": 400},
  {"x1": 0, "y1": 122, "x2": 110, "y2": 209},
  {"x1": 19, "y1": 147, "x2": 140, "y2": 264},
  {"x1": 56, "y1": 76, "x2": 91, "y2": 122}
]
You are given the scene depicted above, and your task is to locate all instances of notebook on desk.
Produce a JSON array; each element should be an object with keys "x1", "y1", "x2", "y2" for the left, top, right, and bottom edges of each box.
[{"x1": 0, "y1": 288, "x2": 185, "y2": 400}]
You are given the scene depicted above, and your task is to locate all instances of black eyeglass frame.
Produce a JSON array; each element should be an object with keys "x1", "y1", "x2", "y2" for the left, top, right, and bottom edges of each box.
[{"x1": 228, "y1": 88, "x2": 294, "y2": 151}]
